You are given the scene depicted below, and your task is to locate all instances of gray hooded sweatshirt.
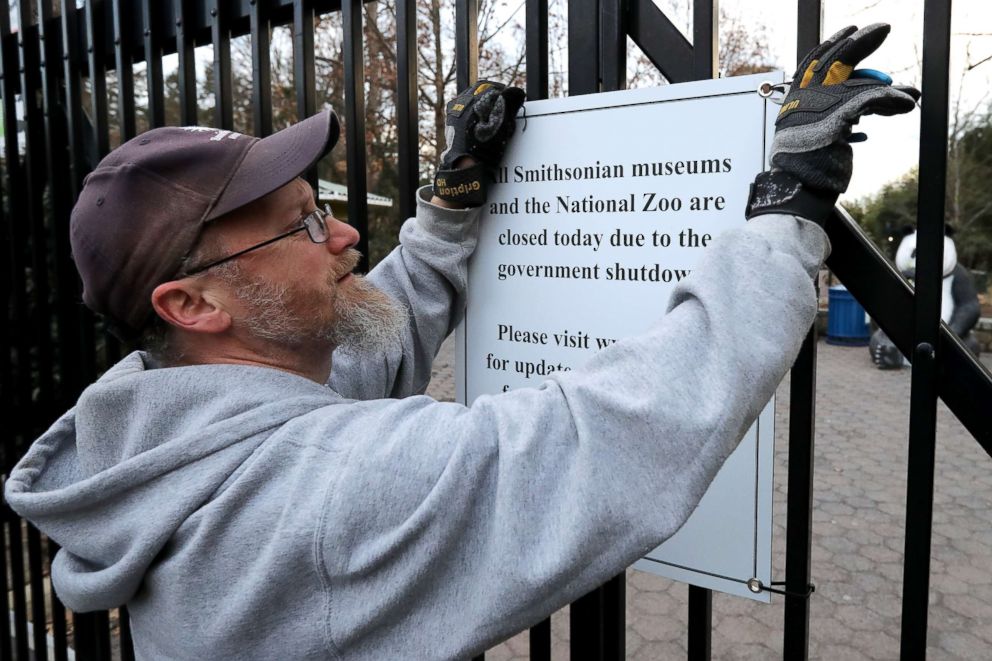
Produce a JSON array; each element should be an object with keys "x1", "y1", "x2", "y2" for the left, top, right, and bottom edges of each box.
[{"x1": 5, "y1": 187, "x2": 828, "y2": 660}]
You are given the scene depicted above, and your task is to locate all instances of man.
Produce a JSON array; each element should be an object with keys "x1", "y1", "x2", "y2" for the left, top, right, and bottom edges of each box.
[{"x1": 5, "y1": 25, "x2": 917, "y2": 659}]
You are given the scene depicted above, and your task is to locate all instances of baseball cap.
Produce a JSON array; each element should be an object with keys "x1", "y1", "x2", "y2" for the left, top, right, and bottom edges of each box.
[{"x1": 70, "y1": 110, "x2": 340, "y2": 338}]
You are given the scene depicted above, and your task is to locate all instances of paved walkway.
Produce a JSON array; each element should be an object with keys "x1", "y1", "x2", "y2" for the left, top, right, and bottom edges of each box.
[{"x1": 425, "y1": 336, "x2": 992, "y2": 659}]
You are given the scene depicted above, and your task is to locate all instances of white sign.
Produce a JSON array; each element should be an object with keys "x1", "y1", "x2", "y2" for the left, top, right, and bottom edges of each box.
[{"x1": 456, "y1": 72, "x2": 785, "y2": 602}]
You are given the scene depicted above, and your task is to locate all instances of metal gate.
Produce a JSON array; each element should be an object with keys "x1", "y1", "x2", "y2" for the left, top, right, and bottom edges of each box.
[{"x1": 2, "y1": 0, "x2": 990, "y2": 659}]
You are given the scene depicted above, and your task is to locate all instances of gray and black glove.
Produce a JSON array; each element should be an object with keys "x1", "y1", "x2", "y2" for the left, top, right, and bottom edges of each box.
[
  {"x1": 433, "y1": 81, "x2": 526, "y2": 207},
  {"x1": 746, "y1": 23, "x2": 921, "y2": 224}
]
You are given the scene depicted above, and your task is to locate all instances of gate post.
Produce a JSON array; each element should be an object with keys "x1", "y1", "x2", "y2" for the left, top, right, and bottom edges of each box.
[
  {"x1": 783, "y1": 2, "x2": 821, "y2": 659},
  {"x1": 901, "y1": 0, "x2": 952, "y2": 655}
]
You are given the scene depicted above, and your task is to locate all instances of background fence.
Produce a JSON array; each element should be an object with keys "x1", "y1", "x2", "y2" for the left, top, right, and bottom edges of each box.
[{"x1": 2, "y1": 0, "x2": 991, "y2": 659}]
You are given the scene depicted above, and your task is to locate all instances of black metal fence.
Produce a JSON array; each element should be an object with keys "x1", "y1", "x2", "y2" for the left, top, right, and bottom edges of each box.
[{"x1": 2, "y1": 0, "x2": 990, "y2": 659}]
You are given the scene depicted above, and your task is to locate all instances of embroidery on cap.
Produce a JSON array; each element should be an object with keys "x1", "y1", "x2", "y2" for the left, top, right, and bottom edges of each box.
[{"x1": 181, "y1": 126, "x2": 244, "y2": 142}]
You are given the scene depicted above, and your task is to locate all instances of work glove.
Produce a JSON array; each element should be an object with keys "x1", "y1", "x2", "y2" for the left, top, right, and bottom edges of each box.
[
  {"x1": 432, "y1": 81, "x2": 526, "y2": 207},
  {"x1": 746, "y1": 23, "x2": 921, "y2": 224}
]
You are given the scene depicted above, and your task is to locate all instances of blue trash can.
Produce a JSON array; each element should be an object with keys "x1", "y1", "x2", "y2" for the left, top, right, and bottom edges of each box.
[{"x1": 827, "y1": 285, "x2": 869, "y2": 346}]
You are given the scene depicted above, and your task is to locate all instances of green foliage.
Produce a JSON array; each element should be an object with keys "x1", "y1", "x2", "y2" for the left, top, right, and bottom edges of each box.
[
  {"x1": 848, "y1": 105, "x2": 992, "y2": 270},
  {"x1": 844, "y1": 170, "x2": 919, "y2": 261}
]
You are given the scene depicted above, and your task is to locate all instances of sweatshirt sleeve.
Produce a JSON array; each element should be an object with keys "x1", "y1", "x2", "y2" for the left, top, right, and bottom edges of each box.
[
  {"x1": 328, "y1": 186, "x2": 482, "y2": 400},
  {"x1": 317, "y1": 213, "x2": 829, "y2": 659}
]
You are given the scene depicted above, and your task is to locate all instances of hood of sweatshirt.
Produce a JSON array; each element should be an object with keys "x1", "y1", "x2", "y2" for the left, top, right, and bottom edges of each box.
[{"x1": 3, "y1": 352, "x2": 338, "y2": 612}]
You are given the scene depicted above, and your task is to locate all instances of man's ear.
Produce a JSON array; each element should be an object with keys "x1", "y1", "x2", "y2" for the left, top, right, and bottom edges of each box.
[{"x1": 151, "y1": 279, "x2": 231, "y2": 335}]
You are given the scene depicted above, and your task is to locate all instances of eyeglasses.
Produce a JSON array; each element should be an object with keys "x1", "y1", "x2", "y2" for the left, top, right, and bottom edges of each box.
[{"x1": 183, "y1": 204, "x2": 334, "y2": 276}]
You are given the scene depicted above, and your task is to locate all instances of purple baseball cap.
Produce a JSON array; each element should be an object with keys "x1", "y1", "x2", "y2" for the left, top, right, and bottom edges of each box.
[{"x1": 70, "y1": 110, "x2": 340, "y2": 337}]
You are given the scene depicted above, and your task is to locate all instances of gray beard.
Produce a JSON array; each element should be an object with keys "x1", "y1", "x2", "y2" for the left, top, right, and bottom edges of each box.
[
  {"x1": 224, "y1": 266, "x2": 408, "y2": 355},
  {"x1": 325, "y1": 275, "x2": 409, "y2": 354}
]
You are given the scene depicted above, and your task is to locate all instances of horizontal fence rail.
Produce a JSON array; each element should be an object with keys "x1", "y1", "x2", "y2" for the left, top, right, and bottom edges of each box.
[
  {"x1": 2, "y1": 0, "x2": 990, "y2": 659},
  {"x1": 826, "y1": 207, "x2": 992, "y2": 450}
]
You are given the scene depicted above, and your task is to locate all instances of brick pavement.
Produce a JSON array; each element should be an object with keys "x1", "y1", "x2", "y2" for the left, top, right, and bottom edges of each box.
[{"x1": 425, "y1": 336, "x2": 992, "y2": 659}]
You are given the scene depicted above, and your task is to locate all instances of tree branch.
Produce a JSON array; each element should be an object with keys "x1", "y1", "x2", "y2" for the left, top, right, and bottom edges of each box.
[{"x1": 967, "y1": 53, "x2": 992, "y2": 71}]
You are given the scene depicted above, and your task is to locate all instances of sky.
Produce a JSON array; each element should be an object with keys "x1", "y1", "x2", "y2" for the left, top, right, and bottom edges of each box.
[{"x1": 696, "y1": 0, "x2": 992, "y2": 201}]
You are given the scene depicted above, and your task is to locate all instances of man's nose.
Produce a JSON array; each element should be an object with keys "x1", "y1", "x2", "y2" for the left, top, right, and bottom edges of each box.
[{"x1": 324, "y1": 215, "x2": 360, "y2": 254}]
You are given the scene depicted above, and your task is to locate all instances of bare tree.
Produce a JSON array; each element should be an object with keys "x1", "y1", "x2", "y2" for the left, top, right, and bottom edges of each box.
[{"x1": 417, "y1": 0, "x2": 527, "y2": 164}]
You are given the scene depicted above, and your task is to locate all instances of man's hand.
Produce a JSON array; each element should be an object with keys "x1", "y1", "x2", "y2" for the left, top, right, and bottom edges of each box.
[
  {"x1": 746, "y1": 24, "x2": 920, "y2": 224},
  {"x1": 432, "y1": 81, "x2": 526, "y2": 208},
  {"x1": 431, "y1": 156, "x2": 479, "y2": 209}
]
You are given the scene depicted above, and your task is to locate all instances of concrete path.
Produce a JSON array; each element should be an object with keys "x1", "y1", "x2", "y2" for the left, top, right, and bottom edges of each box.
[{"x1": 425, "y1": 336, "x2": 992, "y2": 659}]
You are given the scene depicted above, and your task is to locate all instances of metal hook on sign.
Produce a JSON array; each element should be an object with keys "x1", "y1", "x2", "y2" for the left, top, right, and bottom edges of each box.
[
  {"x1": 747, "y1": 578, "x2": 815, "y2": 598},
  {"x1": 757, "y1": 82, "x2": 789, "y2": 105}
]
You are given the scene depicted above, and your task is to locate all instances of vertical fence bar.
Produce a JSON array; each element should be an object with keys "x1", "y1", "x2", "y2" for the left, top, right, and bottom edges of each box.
[
  {"x1": 0, "y1": 483, "x2": 11, "y2": 661},
  {"x1": 40, "y1": 0, "x2": 71, "y2": 417},
  {"x1": 73, "y1": 6, "x2": 117, "y2": 654},
  {"x1": 250, "y1": 0, "x2": 273, "y2": 136},
  {"x1": 692, "y1": 0, "x2": 717, "y2": 79},
  {"x1": 396, "y1": 0, "x2": 418, "y2": 220},
  {"x1": 293, "y1": 0, "x2": 317, "y2": 119},
  {"x1": 782, "y1": 4, "x2": 821, "y2": 659},
  {"x1": 212, "y1": 0, "x2": 233, "y2": 130},
  {"x1": 524, "y1": 0, "x2": 550, "y2": 653},
  {"x1": 73, "y1": 611, "x2": 112, "y2": 660},
  {"x1": 569, "y1": 575, "x2": 626, "y2": 658},
  {"x1": 567, "y1": 0, "x2": 598, "y2": 95},
  {"x1": 21, "y1": 56, "x2": 66, "y2": 658},
  {"x1": 686, "y1": 4, "x2": 718, "y2": 656},
  {"x1": 85, "y1": 0, "x2": 118, "y2": 400},
  {"x1": 525, "y1": 0, "x2": 548, "y2": 101},
  {"x1": 457, "y1": 3, "x2": 480, "y2": 658},
  {"x1": 687, "y1": 586, "x2": 712, "y2": 660},
  {"x1": 28, "y1": 527, "x2": 48, "y2": 661},
  {"x1": 98, "y1": 608, "x2": 114, "y2": 659},
  {"x1": 3, "y1": 4, "x2": 31, "y2": 654},
  {"x1": 0, "y1": 30, "x2": 11, "y2": 660},
  {"x1": 293, "y1": 0, "x2": 316, "y2": 189},
  {"x1": 18, "y1": 0, "x2": 54, "y2": 430},
  {"x1": 455, "y1": 0, "x2": 478, "y2": 90},
  {"x1": 783, "y1": 328, "x2": 817, "y2": 657},
  {"x1": 0, "y1": 518, "x2": 10, "y2": 661},
  {"x1": 5, "y1": 512, "x2": 29, "y2": 660},
  {"x1": 87, "y1": 0, "x2": 122, "y2": 368},
  {"x1": 529, "y1": 617, "x2": 551, "y2": 661},
  {"x1": 599, "y1": 0, "x2": 624, "y2": 91},
  {"x1": 63, "y1": 0, "x2": 98, "y2": 389},
  {"x1": 900, "y1": 0, "x2": 952, "y2": 656},
  {"x1": 85, "y1": 0, "x2": 110, "y2": 158},
  {"x1": 61, "y1": 1, "x2": 85, "y2": 193},
  {"x1": 119, "y1": 606, "x2": 136, "y2": 661},
  {"x1": 687, "y1": 585, "x2": 711, "y2": 661},
  {"x1": 142, "y1": 0, "x2": 164, "y2": 127},
  {"x1": 39, "y1": 0, "x2": 75, "y2": 417},
  {"x1": 0, "y1": 2, "x2": 10, "y2": 527},
  {"x1": 570, "y1": 587, "x2": 603, "y2": 659},
  {"x1": 112, "y1": 0, "x2": 136, "y2": 141},
  {"x1": 176, "y1": 0, "x2": 198, "y2": 126},
  {"x1": 0, "y1": 35, "x2": 24, "y2": 621},
  {"x1": 48, "y1": 541, "x2": 69, "y2": 661},
  {"x1": 567, "y1": 0, "x2": 614, "y2": 654},
  {"x1": 96, "y1": 1, "x2": 121, "y2": 366},
  {"x1": 602, "y1": 573, "x2": 625, "y2": 659},
  {"x1": 342, "y1": 0, "x2": 369, "y2": 273}
]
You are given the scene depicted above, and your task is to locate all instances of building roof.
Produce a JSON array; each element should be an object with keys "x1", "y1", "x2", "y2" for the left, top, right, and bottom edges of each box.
[{"x1": 317, "y1": 179, "x2": 393, "y2": 208}]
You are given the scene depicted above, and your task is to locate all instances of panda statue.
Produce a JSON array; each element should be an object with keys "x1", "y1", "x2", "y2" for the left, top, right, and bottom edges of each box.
[{"x1": 870, "y1": 226, "x2": 982, "y2": 368}]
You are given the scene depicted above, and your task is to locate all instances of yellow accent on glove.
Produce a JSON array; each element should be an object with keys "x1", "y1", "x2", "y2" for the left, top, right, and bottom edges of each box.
[
  {"x1": 799, "y1": 60, "x2": 818, "y2": 88},
  {"x1": 824, "y1": 62, "x2": 854, "y2": 86}
]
